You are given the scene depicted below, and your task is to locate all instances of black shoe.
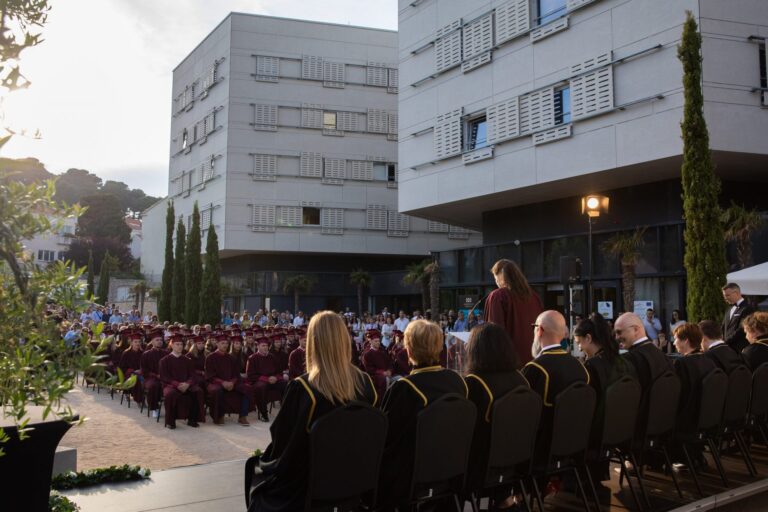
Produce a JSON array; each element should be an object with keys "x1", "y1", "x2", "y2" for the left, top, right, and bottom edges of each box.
[
  {"x1": 165, "y1": 423, "x2": 176, "y2": 430},
  {"x1": 187, "y1": 420, "x2": 199, "y2": 428},
  {"x1": 258, "y1": 411, "x2": 270, "y2": 422}
]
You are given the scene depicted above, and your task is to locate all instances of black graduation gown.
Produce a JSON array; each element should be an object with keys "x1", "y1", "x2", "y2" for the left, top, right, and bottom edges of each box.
[
  {"x1": 741, "y1": 340, "x2": 768, "y2": 372},
  {"x1": 379, "y1": 365, "x2": 468, "y2": 508},
  {"x1": 248, "y1": 369, "x2": 377, "y2": 512},
  {"x1": 584, "y1": 351, "x2": 637, "y2": 449},
  {"x1": 673, "y1": 350, "x2": 717, "y2": 437},
  {"x1": 464, "y1": 371, "x2": 529, "y2": 492},
  {"x1": 704, "y1": 342, "x2": 744, "y2": 374}
]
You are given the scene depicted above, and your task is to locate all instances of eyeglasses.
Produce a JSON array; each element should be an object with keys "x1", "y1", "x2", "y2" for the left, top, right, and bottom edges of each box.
[{"x1": 531, "y1": 323, "x2": 540, "y2": 329}]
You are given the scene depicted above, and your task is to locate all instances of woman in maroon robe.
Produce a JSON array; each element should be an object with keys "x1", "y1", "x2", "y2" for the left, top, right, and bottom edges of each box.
[
  {"x1": 270, "y1": 336, "x2": 289, "y2": 375},
  {"x1": 484, "y1": 259, "x2": 543, "y2": 366},
  {"x1": 185, "y1": 335, "x2": 208, "y2": 388},
  {"x1": 361, "y1": 333, "x2": 392, "y2": 398},
  {"x1": 118, "y1": 334, "x2": 144, "y2": 403}
]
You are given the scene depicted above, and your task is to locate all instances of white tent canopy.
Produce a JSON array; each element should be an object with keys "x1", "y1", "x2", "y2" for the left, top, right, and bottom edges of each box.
[{"x1": 727, "y1": 262, "x2": 768, "y2": 296}]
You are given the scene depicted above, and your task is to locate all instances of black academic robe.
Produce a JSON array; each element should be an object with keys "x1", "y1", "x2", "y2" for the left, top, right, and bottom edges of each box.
[
  {"x1": 742, "y1": 339, "x2": 768, "y2": 372},
  {"x1": 622, "y1": 338, "x2": 673, "y2": 441},
  {"x1": 379, "y1": 365, "x2": 468, "y2": 508},
  {"x1": 704, "y1": 342, "x2": 744, "y2": 375},
  {"x1": 584, "y1": 351, "x2": 637, "y2": 450},
  {"x1": 248, "y1": 369, "x2": 377, "y2": 512},
  {"x1": 673, "y1": 350, "x2": 717, "y2": 436}
]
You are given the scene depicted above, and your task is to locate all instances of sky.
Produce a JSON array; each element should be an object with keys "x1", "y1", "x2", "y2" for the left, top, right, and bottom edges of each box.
[{"x1": 1, "y1": 0, "x2": 397, "y2": 197}]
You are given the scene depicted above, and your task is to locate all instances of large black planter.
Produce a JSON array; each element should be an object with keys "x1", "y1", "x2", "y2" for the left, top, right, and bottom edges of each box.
[{"x1": 1, "y1": 407, "x2": 77, "y2": 512}]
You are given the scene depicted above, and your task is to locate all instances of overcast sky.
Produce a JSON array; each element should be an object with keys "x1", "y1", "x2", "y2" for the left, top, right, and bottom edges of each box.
[{"x1": 1, "y1": 0, "x2": 397, "y2": 197}]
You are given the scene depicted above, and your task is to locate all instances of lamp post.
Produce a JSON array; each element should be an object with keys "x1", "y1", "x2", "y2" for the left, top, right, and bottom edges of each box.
[{"x1": 581, "y1": 195, "x2": 609, "y2": 314}]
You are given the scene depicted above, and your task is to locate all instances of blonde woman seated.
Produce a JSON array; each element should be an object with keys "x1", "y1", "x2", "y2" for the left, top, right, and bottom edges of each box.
[
  {"x1": 248, "y1": 311, "x2": 378, "y2": 512},
  {"x1": 379, "y1": 319, "x2": 468, "y2": 509}
]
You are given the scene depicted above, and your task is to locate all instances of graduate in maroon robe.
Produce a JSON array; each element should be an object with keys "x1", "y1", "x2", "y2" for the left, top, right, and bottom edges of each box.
[
  {"x1": 270, "y1": 336, "x2": 289, "y2": 375},
  {"x1": 185, "y1": 335, "x2": 208, "y2": 388},
  {"x1": 205, "y1": 334, "x2": 252, "y2": 425},
  {"x1": 389, "y1": 330, "x2": 410, "y2": 377},
  {"x1": 160, "y1": 335, "x2": 204, "y2": 429},
  {"x1": 484, "y1": 259, "x2": 543, "y2": 366},
  {"x1": 247, "y1": 338, "x2": 288, "y2": 422},
  {"x1": 230, "y1": 335, "x2": 248, "y2": 376},
  {"x1": 140, "y1": 328, "x2": 168, "y2": 417},
  {"x1": 361, "y1": 332, "x2": 392, "y2": 398},
  {"x1": 118, "y1": 333, "x2": 144, "y2": 404},
  {"x1": 287, "y1": 335, "x2": 307, "y2": 380}
]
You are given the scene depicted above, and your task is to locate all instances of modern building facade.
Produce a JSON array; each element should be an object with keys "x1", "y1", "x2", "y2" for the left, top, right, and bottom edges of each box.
[
  {"x1": 141, "y1": 13, "x2": 480, "y2": 314},
  {"x1": 398, "y1": 0, "x2": 768, "y2": 322},
  {"x1": 24, "y1": 213, "x2": 76, "y2": 267}
]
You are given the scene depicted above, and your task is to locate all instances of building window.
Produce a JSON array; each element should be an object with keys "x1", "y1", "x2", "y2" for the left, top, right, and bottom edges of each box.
[
  {"x1": 466, "y1": 115, "x2": 488, "y2": 151},
  {"x1": 302, "y1": 207, "x2": 320, "y2": 226},
  {"x1": 387, "y1": 164, "x2": 397, "y2": 183},
  {"x1": 182, "y1": 129, "x2": 189, "y2": 149},
  {"x1": 57, "y1": 251, "x2": 66, "y2": 261},
  {"x1": 323, "y1": 112, "x2": 337, "y2": 130},
  {"x1": 759, "y1": 43, "x2": 767, "y2": 105},
  {"x1": 538, "y1": 0, "x2": 566, "y2": 25},
  {"x1": 554, "y1": 86, "x2": 571, "y2": 125},
  {"x1": 38, "y1": 250, "x2": 55, "y2": 262}
]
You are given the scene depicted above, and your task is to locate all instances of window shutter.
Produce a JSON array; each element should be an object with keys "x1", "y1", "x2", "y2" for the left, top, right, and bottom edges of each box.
[
  {"x1": 277, "y1": 206, "x2": 302, "y2": 227},
  {"x1": 462, "y1": 13, "x2": 493, "y2": 72},
  {"x1": 434, "y1": 108, "x2": 463, "y2": 159},
  {"x1": 194, "y1": 120, "x2": 205, "y2": 142},
  {"x1": 251, "y1": 205, "x2": 276, "y2": 232},
  {"x1": 366, "y1": 62, "x2": 389, "y2": 86},
  {"x1": 337, "y1": 111, "x2": 358, "y2": 132},
  {"x1": 487, "y1": 97, "x2": 520, "y2": 144},
  {"x1": 428, "y1": 221, "x2": 450, "y2": 233},
  {"x1": 387, "y1": 68, "x2": 399, "y2": 93},
  {"x1": 201, "y1": 156, "x2": 215, "y2": 183},
  {"x1": 200, "y1": 206, "x2": 212, "y2": 230},
  {"x1": 387, "y1": 112, "x2": 398, "y2": 141},
  {"x1": 367, "y1": 109, "x2": 388, "y2": 133},
  {"x1": 519, "y1": 87, "x2": 554, "y2": 134},
  {"x1": 252, "y1": 104, "x2": 278, "y2": 131},
  {"x1": 300, "y1": 152, "x2": 323, "y2": 178},
  {"x1": 323, "y1": 61, "x2": 345, "y2": 88},
  {"x1": 350, "y1": 160, "x2": 373, "y2": 181},
  {"x1": 301, "y1": 104, "x2": 324, "y2": 129},
  {"x1": 301, "y1": 55, "x2": 324, "y2": 80},
  {"x1": 204, "y1": 111, "x2": 215, "y2": 135},
  {"x1": 387, "y1": 211, "x2": 410, "y2": 237},
  {"x1": 448, "y1": 225, "x2": 471, "y2": 239},
  {"x1": 255, "y1": 55, "x2": 279, "y2": 82},
  {"x1": 170, "y1": 176, "x2": 182, "y2": 196},
  {"x1": 570, "y1": 52, "x2": 612, "y2": 74},
  {"x1": 252, "y1": 154, "x2": 278, "y2": 180},
  {"x1": 435, "y1": 20, "x2": 463, "y2": 73},
  {"x1": 570, "y1": 66, "x2": 614, "y2": 120},
  {"x1": 323, "y1": 158, "x2": 346, "y2": 183},
  {"x1": 201, "y1": 61, "x2": 219, "y2": 92},
  {"x1": 495, "y1": 0, "x2": 531, "y2": 45},
  {"x1": 366, "y1": 205, "x2": 388, "y2": 230},
  {"x1": 321, "y1": 208, "x2": 344, "y2": 235}
]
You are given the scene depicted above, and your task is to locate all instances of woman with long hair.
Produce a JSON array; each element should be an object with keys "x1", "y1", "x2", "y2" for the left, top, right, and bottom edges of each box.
[
  {"x1": 248, "y1": 311, "x2": 377, "y2": 512},
  {"x1": 484, "y1": 259, "x2": 543, "y2": 366}
]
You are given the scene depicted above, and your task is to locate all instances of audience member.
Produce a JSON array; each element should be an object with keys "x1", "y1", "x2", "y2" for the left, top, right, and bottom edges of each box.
[
  {"x1": 741, "y1": 311, "x2": 768, "y2": 371},
  {"x1": 699, "y1": 320, "x2": 743, "y2": 374}
]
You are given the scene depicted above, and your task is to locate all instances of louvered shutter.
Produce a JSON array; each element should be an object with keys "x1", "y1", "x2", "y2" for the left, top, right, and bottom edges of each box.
[
  {"x1": 350, "y1": 160, "x2": 373, "y2": 181},
  {"x1": 570, "y1": 66, "x2": 613, "y2": 120},
  {"x1": 462, "y1": 13, "x2": 493, "y2": 72},
  {"x1": 337, "y1": 111, "x2": 358, "y2": 132},
  {"x1": 300, "y1": 152, "x2": 323, "y2": 178},
  {"x1": 495, "y1": 0, "x2": 530, "y2": 45},
  {"x1": 301, "y1": 104, "x2": 323, "y2": 129},
  {"x1": 252, "y1": 154, "x2": 278, "y2": 180},
  {"x1": 366, "y1": 62, "x2": 389, "y2": 86},
  {"x1": 366, "y1": 205, "x2": 388, "y2": 230},
  {"x1": 301, "y1": 55, "x2": 324, "y2": 80},
  {"x1": 255, "y1": 55, "x2": 279, "y2": 82},
  {"x1": 428, "y1": 221, "x2": 449, "y2": 233},
  {"x1": 387, "y1": 112, "x2": 398, "y2": 141},
  {"x1": 387, "y1": 211, "x2": 410, "y2": 237},
  {"x1": 570, "y1": 52, "x2": 612, "y2": 74},
  {"x1": 252, "y1": 205, "x2": 276, "y2": 232},
  {"x1": 200, "y1": 207, "x2": 212, "y2": 230},
  {"x1": 387, "y1": 68, "x2": 398, "y2": 93},
  {"x1": 277, "y1": 206, "x2": 302, "y2": 227},
  {"x1": 321, "y1": 208, "x2": 344, "y2": 235},
  {"x1": 435, "y1": 20, "x2": 463, "y2": 73},
  {"x1": 323, "y1": 158, "x2": 346, "y2": 184},
  {"x1": 367, "y1": 109, "x2": 388, "y2": 133},
  {"x1": 201, "y1": 156, "x2": 215, "y2": 183},
  {"x1": 323, "y1": 61, "x2": 345, "y2": 88},
  {"x1": 448, "y1": 225, "x2": 471, "y2": 239},
  {"x1": 193, "y1": 120, "x2": 205, "y2": 142},
  {"x1": 170, "y1": 176, "x2": 182, "y2": 196},
  {"x1": 204, "y1": 111, "x2": 215, "y2": 135},
  {"x1": 487, "y1": 97, "x2": 520, "y2": 144},
  {"x1": 434, "y1": 109, "x2": 463, "y2": 159},
  {"x1": 519, "y1": 87, "x2": 554, "y2": 134},
  {"x1": 253, "y1": 104, "x2": 278, "y2": 131},
  {"x1": 201, "y1": 62, "x2": 218, "y2": 92}
]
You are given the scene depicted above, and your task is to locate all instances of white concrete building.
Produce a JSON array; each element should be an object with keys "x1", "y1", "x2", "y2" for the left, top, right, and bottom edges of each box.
[
  {"x1": 397, "y1": 0, "x2": 768, "y2": 317},
  {"x1": 24, "y1": 213, "x2": 76, "y2": 267},
  {"x1": 141, "y1": 13, "x2": 479, "y2": 313}
]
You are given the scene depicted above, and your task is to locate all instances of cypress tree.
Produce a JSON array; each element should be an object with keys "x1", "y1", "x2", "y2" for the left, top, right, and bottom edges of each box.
[
  {"x1": 158, "y1": 201, "x2": 174, "y2": 322},
  {"x1": 171, "y1": 219, "x2": 186, "y2": 323},
  {"x1": 86, "y1": 250, "x2": 95, "y2": 299},
  {"x1": 96, "y1": 251, "x2": 111, "y2": 305},
  {"x1": 185, "y1": 202, "x2": 203, "y2": 324},
  {"x1": 199, "y1": 224, "x2": 222, "y2": 326},
  {"x1": 678, "y1": 12, "x2": 727, "y2": 322}
]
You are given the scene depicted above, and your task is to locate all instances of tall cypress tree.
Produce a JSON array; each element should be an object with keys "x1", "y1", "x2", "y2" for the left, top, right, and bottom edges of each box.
[
  {"x1": 171, "y1": 219, "x2": 186, "y2": 323},
  {"x1": 199, "y1": 224, "x2": 222, "y2": 326},
  {"x1": 86, "y1": 250, "x2": 95, "y2": 299},
  {"x1": 96, "y1": 250, "x2": 111, "y2": 305},
  {"x1": 158, "y1": 201, "x2": 175, "y2": 322},
  {"x1": 678, "y1": 12, "x2": 727, "y2": 322},
  {"x1": 185, "y1": 202, "x2": 203, "y2": 323}
]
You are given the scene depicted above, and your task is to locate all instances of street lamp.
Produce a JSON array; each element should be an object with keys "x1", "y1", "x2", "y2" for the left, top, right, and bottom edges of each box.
[{"x1": 581, "y1": 195, "x2": 609, "y2": 314}]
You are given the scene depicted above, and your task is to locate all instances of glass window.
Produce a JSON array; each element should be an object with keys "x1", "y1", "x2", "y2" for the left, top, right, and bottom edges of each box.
[
  {"x1": 323, "y1": 112, "x2": 337, "y2": 130},
  {"x1": 387, "y1": 164, "x2": 397, "y2": 182},
  {"x1": 538, "y1": 0, "x2": 566, "y2": 25},
  {"x1": 182, "y1": 129, "x2": 188, "y2": 149},
  {"x1": 544, "y1": 236, "x2": 586, "y2": 279},
  {"x1": 593, "y1": 233, "x2": 620, "y2": 277},
  {"x1": 466, "y1": 116, "x2": 488, "y2": 151},
  {"x1": 461, "y1": 248, "x2": 482, "y2": 283},
  {"x1": 439, "y1": 251, "x2": 459, "y2": 285},
  {"x1": 759, "y1": 44, "x2": 766, "y2": 104},
  {"x1": 554, "y1": 87, "x2": 571, "y2": 125},
  {"x1": 302, "y1": 207, "x2": 320, "y2": 226},
  {"x1": 373, "y1": 163, "x2": 387, "y2": 181},
  {"x1": 660, "y1": 225, "x2": 683, "y2": 272},
  {"x1": 522, "y1": 242, "x2": 543, "y2": 279},
  {"x1": 635, "y1": 229, "x2": 659, "y2": 274}
]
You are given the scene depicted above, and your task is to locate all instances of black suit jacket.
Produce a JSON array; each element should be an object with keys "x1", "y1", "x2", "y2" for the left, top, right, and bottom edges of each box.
[
  {"x1": 723, "y1": 300, "x2": 756, "y2": 354},
  {"x1": 704, "y1": 342, "x2": 744, "y2": 375}
]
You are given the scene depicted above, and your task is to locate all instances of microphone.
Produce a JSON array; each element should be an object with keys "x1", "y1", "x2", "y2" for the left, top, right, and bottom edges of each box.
[{"x1": 467, "y1": 291, "x2": 492, "y2": 326}]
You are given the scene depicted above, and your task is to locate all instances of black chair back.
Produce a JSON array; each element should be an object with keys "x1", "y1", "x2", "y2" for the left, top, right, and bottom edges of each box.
[
  {"x1": 601, "y1": 375, "x2": 641, "y2": 448},
  {"x1": 750, "y1": 363, "x2": 768, "y2": 420},
  {"x1": 411, "y1": 393, "x2": 476, "y2": 496},
  {"x1": 486, "y1": 386, "x2": 542, "y2": 480},
  {"x1": 645, "y1": 371, "x2": 681, "y2": 438},
  {"x1": 306, "y1": 401, "x2": 387, "y2": 510},
  {"x1": 698, "y1": 369, "x2": 728, "y2": 432},
  {"x1": 549, "y1": 382, "x2": 596, "y2": 460},
  {"x1": 723, "y1": 365, "x2": 752, "y2": 427}
]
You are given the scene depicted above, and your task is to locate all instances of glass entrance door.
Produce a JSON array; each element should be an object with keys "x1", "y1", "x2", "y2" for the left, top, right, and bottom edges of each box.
[{"x1": 591, "y1": 280, "x2": 620, "y2": 321}]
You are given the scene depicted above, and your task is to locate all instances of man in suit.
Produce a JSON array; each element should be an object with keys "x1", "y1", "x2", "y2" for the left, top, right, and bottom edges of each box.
[
  {"x1": 722, "y1": 283, "x2": 755, "y2": 354},
  {"x1": 698, "y1": 320, "x2": 744, "y2": 374}
]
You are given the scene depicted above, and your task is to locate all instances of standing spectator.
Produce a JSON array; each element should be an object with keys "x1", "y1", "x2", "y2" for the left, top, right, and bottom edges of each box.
[
  {"x1": 128, "y1": 308, "x2": 141, "y2": 323},
  {"x1": 109, "y1": 307, "x2": 122, "y2": 325},
  {"x1": 467, "y1": 312, "x2": 480, "y2": 330},
  {"x1": 292, "y1": 311, "x2": 306, "y2": 327},
  {"x1": 722, "y1": 282, "x2": 756, "y2": 354},
  {"x1": 484, "y1": 259, "x2": 543, "y2": 366},
  {"x1": 381, "y1": 316, "x2": 394, "y2": 347},
  {"x1": 394, "y1": 310, "x2": 410, "y2": 332},
  {"x1": 669, "y1": 309, "x2": 686, "y2": 342},
  {"x1": 453, "y1": 311, "x2": 468, "y2": 332},
  {"x1": 642, "y1": 309, "x2": 662, "y2": 342},
  {"x1": 143, "y1": 310, "x2": 153, "y2": 324}
]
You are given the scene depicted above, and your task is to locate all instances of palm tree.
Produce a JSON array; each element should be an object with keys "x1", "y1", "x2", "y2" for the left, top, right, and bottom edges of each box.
[
  {"x1": 349, "y1": 269, "x2": 372, "y2": 317},
  {"x1": 424, "y1": 260, "x2": 440, "y2": 320},
  {"x1": 602, "y1": 227, "x2": 647, "y2": 312},
  {"x1": 722, "y1": 202, "x2": 765, "y2": 270},
  {"x1": 403, "y1": 259, "x2": 430, "y2": 314},
  {"x1": 130, "y1": 280, "x2": 149, "y2": 316},
  {"x1": 283, "y1": 274, "x2": 316, "y2": 314}
]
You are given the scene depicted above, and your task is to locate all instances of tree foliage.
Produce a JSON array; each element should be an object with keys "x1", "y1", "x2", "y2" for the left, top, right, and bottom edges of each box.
[
  {"x1": 171, "y1": 219, "x2": 186, "y2": 323},
  {"x1": 53, "y1": 169, "x2": 101, "y2": 206},
  {"x1": 721, "y1": 201, "x2": 764, "y2": 270},
  {"x1": 95, "y1": 251, "x2": 114, "y2": 305},
  {"x1": 86, "y1": 250, "x2": 94, "y2": 299},
  {"x1": 0, "y1": 0, "x2": 50, "y2": 95},
  {"x1": 425, "y1": 261, "x2": 440, "y2": 319},
  {"x1": 678, "y1": 12, "x2": 728, "y2": 322},
  {"x1": 66, "y1": 193, "x2": 133, "y2": 271},
  {"x1": 199, "y1": 224, "x2": 222, "y2": 326},
  {"x1": 403, "y1": 259, "x2": 430, "y2": 314},
  {"x1": 158, "y1": 202, "x2": 174, "y2": 322},
  {"x1": 185, "y1": 202, "x2": 203, "y2": 324},
  {"x1": 350, "y1": 269, "x2": 372, "y2": 316},
  {"x1": 283, "y1": 274, "x2": 316, "y2": 314},
  {"x1": 602, "y1": 227, "x2": 647, "y2": 311}
]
